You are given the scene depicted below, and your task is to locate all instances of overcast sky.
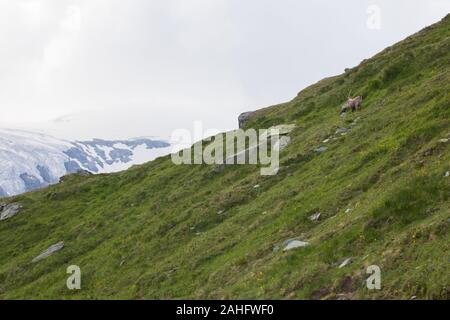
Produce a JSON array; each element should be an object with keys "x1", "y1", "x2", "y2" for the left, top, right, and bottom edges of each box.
[{"x1": 0, "y1": 0, "x2": 449, "y2": 140}]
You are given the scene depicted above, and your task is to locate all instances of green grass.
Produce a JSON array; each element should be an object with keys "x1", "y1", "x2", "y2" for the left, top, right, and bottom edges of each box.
[{"x1": 0, "y1": 14, "x2": 449, "y2": 300}]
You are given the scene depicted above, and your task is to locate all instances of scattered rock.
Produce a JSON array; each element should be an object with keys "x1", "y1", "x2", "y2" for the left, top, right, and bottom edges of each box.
[
  {"x1": 337, "y1": 275, "x2": 357, "y2": 294},
  {"x1": 314, "y1": 147, "x2": 328, "y2": 154},
  {"x1": 212, "y1": 164, "x2": 225, "y2": 174},
  {"x1": 238, "y1": 111, "x2": 255, "y2": 128},
  {"x1": 274, "y1": 136, "x2": 291, "y2": 151},
  {"x1": 283, "y1": 239, "x2": 310, "y2": 251},
  {"x1": 426, "y1": 207, "x2": 439, "y2": 215},
  {"x1": 309, "y1": 212, "x2": 321, "y2": 222},
  {"x1": 439, "y1": 138, "x2": 449, "y2": 143},
  {"x1": 322, "y1": 138, "x2": 330, "y2": 143},
  {"x1": 445, "y1": 171, "x2": 449, "y2": 177},
  {"x1": 350, "y1": 117, "x2": 361, "y2": 126},
  {"x1": 217, "y1": 210, "x2": 225, "y2": 215},
  {"x1": 253, "y1": 185, "x2": 260, "y2": 189},
  {"x1": 76, "y1": 169, "x2": 93, "y2": 177},
  {"x1": 410, "y1": 295, "x2": 417, "y2": 300},
  {"x1": 335, "y1": 293, "x2": 353, "y2": 300},
  {"x1": 166, "y1": 268, "x2": 177, "y2": 276},
  {"x1": 0, "y1": 203, "x2": 22, "y2": 221},
  {"x1": 338, "y1": 258, "x2": 353, "y2": 268},
  {"x1": 311, "y1": 288, "x2": 331, "y2": 300},
  {"x1": 32, "y1": 242, "x2": 65, "y2": 263},
  {"x1": 59, "y1": 169, "x2": 93, "y2": 183},
  {"x1": 335, "y1": 127, "x2": 349, "y2": 135},
  {"x1": 345, "y1": 208, "x2": 352, "y2": 213}
]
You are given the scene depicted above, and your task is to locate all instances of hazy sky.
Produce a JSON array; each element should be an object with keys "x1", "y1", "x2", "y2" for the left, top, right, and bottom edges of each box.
[{"x1": 0, "y1": 0, "x2": 449, "y2": 139}]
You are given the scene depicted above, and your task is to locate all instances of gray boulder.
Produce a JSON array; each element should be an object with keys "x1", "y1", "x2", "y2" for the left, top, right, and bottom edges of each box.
[
  {"x1": 32, "y1": 242, "x2": 65, "y2": 263},
  {"x1": 335, "y1": 127, "x2": 349, "y2": 135},
  {"x1": 338, "y1": 258, "x2": 353, "y2": 268},
  {"x1": 309, "y1": 212, "x2": 321, "y2": 221},
  {"x1": 350, "y1": 117, "x2": 361, "y2": 126},
  {"x1": 283, "y1": 239, "x2": 310, "y2": 251},
  {"x1": 274, "y1": 136, "x2": 291, "y2": 151},
  {"x1": 315, "y1": 147, "x2": 328, "y2": 154},
  {"x1": 59, "y1": 169, "x2": 93, "y2": 183},
  {"x1": 212, "y1": 164, "x2": 225, "y2": 174},
  {"x1": 0, "y1": 203, "x2": 22, "y2": 221},
  {"x1": 76, "y1": 169, "x2": 93, "y2": 177},
  {"x1": 238, "y1": 111, "x2": 255, "y2": 128}
]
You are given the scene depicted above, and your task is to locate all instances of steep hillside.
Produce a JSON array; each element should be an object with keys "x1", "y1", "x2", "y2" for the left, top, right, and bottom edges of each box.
[{"x1": 0, "y1": 15, "x2": 449, "y2": 299}]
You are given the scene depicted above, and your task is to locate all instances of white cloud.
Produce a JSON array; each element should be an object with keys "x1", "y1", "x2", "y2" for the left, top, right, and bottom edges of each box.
[{"x1": 0, "y1": 0, "x2": 448, "y2": 139}]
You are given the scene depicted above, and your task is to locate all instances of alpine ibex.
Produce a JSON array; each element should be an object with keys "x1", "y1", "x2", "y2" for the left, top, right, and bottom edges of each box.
[{"x1": 340, "y1": 94, "x2": 363, "y2": 114}]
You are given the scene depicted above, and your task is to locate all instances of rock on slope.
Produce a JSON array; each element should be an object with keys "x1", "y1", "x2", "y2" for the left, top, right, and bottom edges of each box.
[{"x1": 0, "y1": 128, "x2": 171, "y2": 197}]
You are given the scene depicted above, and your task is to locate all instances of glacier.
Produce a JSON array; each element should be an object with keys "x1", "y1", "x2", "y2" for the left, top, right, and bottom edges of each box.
[{"x1": 0, "y1": 128, "x2": 172, "y2": 197}]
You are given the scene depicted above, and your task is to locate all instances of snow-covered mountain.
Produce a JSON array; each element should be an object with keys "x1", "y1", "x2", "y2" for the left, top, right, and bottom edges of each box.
[{"x1": 0, "y1": 128, "x2": 172, "y2": 197}]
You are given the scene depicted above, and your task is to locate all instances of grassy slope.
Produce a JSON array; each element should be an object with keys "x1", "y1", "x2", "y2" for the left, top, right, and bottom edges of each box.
[{"x1": 1, "y1": 15, "x2": 449, "y2": 300}]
